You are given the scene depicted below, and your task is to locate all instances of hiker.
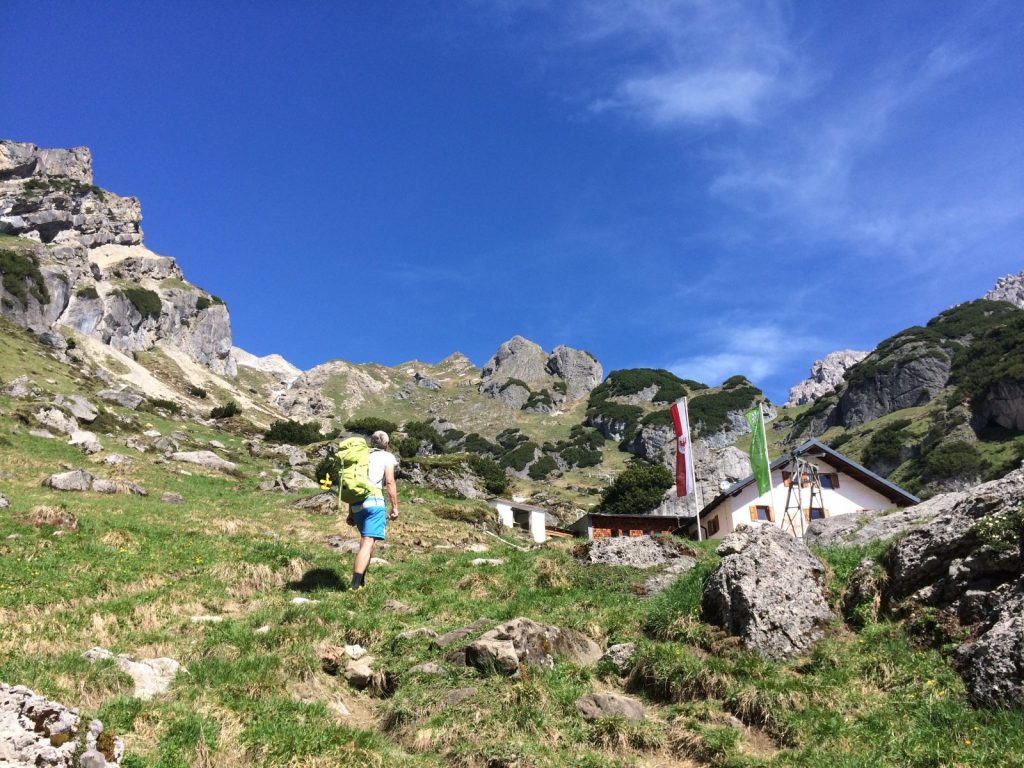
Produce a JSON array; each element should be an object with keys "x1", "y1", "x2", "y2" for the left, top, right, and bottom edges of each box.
[{"x1": 349, "y1": 430, "x2": 399, "y2": 590}]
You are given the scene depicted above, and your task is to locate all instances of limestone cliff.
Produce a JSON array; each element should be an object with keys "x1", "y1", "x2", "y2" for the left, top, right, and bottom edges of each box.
[
  {"x1": 479, "y1": 335, "x2": 602, "y2": 411},
  {"x1": 0, "y1": 140, "x2": 236, "y2": 376}
]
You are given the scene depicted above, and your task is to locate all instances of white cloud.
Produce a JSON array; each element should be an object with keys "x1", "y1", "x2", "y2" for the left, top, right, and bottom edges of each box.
[{"x1": 668, "y1": 323, "x2": 823, "y2": 389}]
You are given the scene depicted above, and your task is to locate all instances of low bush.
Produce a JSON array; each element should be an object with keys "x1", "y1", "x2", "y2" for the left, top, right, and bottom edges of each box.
[
  {"x1": 265, "y1": 419, "x2": 323, "y2": 445},
  {"x1": 75, "y1": 285, "x2": 99, "y2": 300},
  {"x1": 345, "y1": 416, "x2": 398, "y2": 435},
  {"x1": 595, "y1": 461, "x2": 673, "y2": 515},
  {"x1": 146, "y1": 397, "x2": 181, "y2": 414},
  {"x1": 402, "y1": 420, "x2": 446, "y2": 453},
  {"x1": 861, "y1": 419, "x2": 913, "y2": 469},
  {"x1": 463, "y1": 433, "x2": 501, "y2": 456},
  {"x1": 922, "y1": 440, "x2": 983, "y2": 480},
  {"x1": 467, "y1": 454, "x2": 510, "y2": 495},
  {"x1": 431, "y1": 503, "x2": 491, "y2": 524},
  {"x1": 118, "y1": 286, "x2": 162, "y2": 320},
  {"x1": 209, "y1": 400, "x2": 240, "y2": 419},
  {"x1": 589, "y1": 368, "x2": 690, "y2": 405},
  {"x1": 501, "y1": 441, "x2": 539, "y2": 471},
  {"x1": 688, "y1": 385, "x2": 761, "y2": 436},
  {"x1": 528, "y1": 454, "x2": 558, "y2": 480},
  {"x1": 186, "y1": 384, "x2": 208, "y2": 399},
  {"x1": 314, "y1": 454, "x2": 340, "y2": 488}
]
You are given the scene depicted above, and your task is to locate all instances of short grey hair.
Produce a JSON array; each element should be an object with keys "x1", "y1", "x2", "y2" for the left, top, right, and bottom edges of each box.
[{"x1": 370, "y1": 430, "x2": 390, "y2": 449}]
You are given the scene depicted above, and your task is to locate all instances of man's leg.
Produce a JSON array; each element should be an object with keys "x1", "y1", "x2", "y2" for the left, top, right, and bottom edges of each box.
[{"x1": 351, "y1": 536, "x2": 376, "y2": 589}]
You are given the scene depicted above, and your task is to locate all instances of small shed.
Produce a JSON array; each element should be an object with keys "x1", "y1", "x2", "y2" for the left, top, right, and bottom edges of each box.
[{"x1": 489, "y1": 498, "x2": 548, "y2": 543}]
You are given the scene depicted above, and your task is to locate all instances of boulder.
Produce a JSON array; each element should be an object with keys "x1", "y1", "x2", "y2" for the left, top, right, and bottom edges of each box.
[
  {"x1": 42, "y1": 469, "x2": 94, "y2": 492},
  {"x1": 398, "y1": 627, "x2": 438, "y2": 641},
  {"x1": 955, "y1": 578, "x2": 1024, "y2": 707},
  {"x1": 82, "y1": 647, "x2": 181, "y2": 700},
  {"x1": 68, "y1": 430, "x2": 102, "y2": 454},
  {"x1": 54, "y1": 394, "x2": 98, "y2": 423},
  {"x1": 33, "y1": 407, "x2": 78, "y2": 436},
  {"x1": 294, "y1": 491, "x2": 337, "y2": 513},
  {"x1": 701, "y1": 524, "x2": 834, "y2": 660},
  {"x1": 169, "y1": 451, "x2": 236, "y2": 473},
  {"x1": 1, "y1": 375, "x2": 34, "y2": 399},
  {"x1": 639, "y1": 557, "x2": 698, "y2": 597},
  {"x1": 0, "y1": 682, "x2": 124, "y2": 767},
  {"x1": 577, "y1": 536, "x2": 694, "y2": 569},
  {"x1": 433, "y1": 618, "x2": 492, "y2": 649},
  {"x1": 575, "y1": 692, "x2": 645, "y2": 721},
  {"x1": 804, "y1": 503, "x2": 940, "y2": 548},
  {"x1": 97, "y1": 387, "x2": 144, "y2": 410},
  {"x1": 600, "y1": 642, "x2": 637, "y2": 675},
  {"x1": 160, "y1": 492, "x2": 183, "y2": 505},
  {"x1": 465, "y1": 617, "x2": 602, "y2": 675},
  {"x1": 0, "y1": 494, "x2": 8, "y2": 510}
]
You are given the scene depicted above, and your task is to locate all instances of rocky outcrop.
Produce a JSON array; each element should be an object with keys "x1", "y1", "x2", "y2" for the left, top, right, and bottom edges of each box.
[
  {"x1": 465, "y1": 618, "x2": 602, "y2": 675},
  {"x1": 169, "y1": 451, "x2": 236, "y2": 473},
  {"x1": 575, "y1": 693, "x2": 645, "y2": 721},
  {"x1": 702, "y1": 525, "x2": 834, "y2": 660},
  {"x1": 577, "y1": 536, "x2": 693, "y2": 569},
  {"x1": 397, "y1": 459, "x2": 489, "y2": 500},
  {"x1": 835, "y1": 347, "x2": 952, "y2": 428},
  {"x1": 232, "y1": 347, "x2": 302, "y2": 386},
  {"x1": 985, "y1": 270, "x2": 1024, "y2": 310},
  {"x1": 970, "y1": 379, "x2": 1024, "y2": 432},
  {"x1": 786, "y1": 350, "x2": 868, "y2": 407},
  {"x1": 0, "y1": 683, "x2": 124, "y2": 767},
  {"x1": 546, "y1": 345, "x2": 603, "y2": 401},
  {"x1": 82, "y1": 648, "x2": 181, "y2": 700},
  {"x1": 0, "y1": 141, "x2": 141, "y2": 248},
  {"x1": 479, "y1": 336, "x2": 602, "y2": 408},
  {"x1": 0, "y1": 141, "x2": 237, "y2": 377}
]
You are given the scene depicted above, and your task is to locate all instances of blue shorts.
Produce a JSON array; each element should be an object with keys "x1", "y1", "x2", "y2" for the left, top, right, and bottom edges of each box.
[{"x1": 352, "y1": 496, "x2": 387, "y2": 540}]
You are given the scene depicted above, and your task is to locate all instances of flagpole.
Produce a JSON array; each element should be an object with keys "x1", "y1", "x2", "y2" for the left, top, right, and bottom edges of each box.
[
  {"x1": 761, "y1": 402, "x2": 781, "y2": 529},
  {"x1": 686, "y1": 397, "x2": 702, "y2": 542}
]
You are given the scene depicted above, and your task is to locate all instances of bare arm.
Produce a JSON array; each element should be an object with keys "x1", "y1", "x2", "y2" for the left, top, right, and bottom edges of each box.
[{"x1": 384, "y1": 464, "x2": 399, "y2": 518}]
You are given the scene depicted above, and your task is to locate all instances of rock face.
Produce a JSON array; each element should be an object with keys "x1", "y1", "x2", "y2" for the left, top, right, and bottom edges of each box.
[
  {"x1": 397, "y1": 459, "x2": 488, "y2": 500},
  {"x1": 985, "y1": 270, "x2": 1024, "y2": 310},
  {"x1": 465, "y1": 618, "x2": 602, "y2": 675},
  {"x1": 232, "y1": 346, "x2": 302, "y2": 386},
  {"x1": 786, "y1": 350, "x2": 868, "y2": 407},
  {"x1": 970, "y1": 379, "x2": 1024, "y2": 432},
  {"x1": 836, "y1": 349, "x2": 952, "y2": 429},
  {"x1": 0, "y1": 683, "x2": 124, "y2": 767},
  {"x1": 0, "y1": 141, "x2": 236, "y2": 377},
  {"x1": 702, "y1": 525, "x2": 834, "y2": 660},
  {"x1": 479, "y1": 336, "x2": 602, "y2": 409},
  {"x1": 821, "y1": 469, "x2": 1024, "y2": 706}
]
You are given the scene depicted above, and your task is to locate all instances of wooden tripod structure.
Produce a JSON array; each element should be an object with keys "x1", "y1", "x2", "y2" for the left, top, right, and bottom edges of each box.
[{"x1": 780, "y1": 455, "x2": 826, "y2": 537}]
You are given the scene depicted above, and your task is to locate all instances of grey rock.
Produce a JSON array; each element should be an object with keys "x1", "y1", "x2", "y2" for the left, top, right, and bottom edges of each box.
[
  {"x1": 42, "y1": 469, "x2": 94, "y2": 492},
  {"x1": 804, "y1": 503, "x2": 941, "y2": 548},
  {"x1": 37, "y1": 330, "x2": 67, "y2": 350},
  {"x1": 578, "y1": 536, "x2": 693, "y2": 569},
  {"x1": 325, "y1": 536, "x2": 360, "y2": 552},
  {"x1": 397, "y1": 460, "x2": 489, "y2": 499},
  {"x1": 99, "y1": 454, "x2": 131, "y2": 467},
  {"x1": 160, "y1": 492, "x2": 183, "y2": 505},
  {"x1": 169, "y1": 451, "x2": 236, "y2": 473},
  {"x1": 546, "y1": 345, "x2": 602, "y2": 401},
  {"x1": 1, "y1": 375, "x2": 34, "y2": 399},
  {"x1": 480, "y1": 336, "x2": 549, "y2": 388},
  {"x1": 0, "y1": 682, "x2": 108, "y2": 768},
  {"x1": 68, "y1": 430, "x2": 102, "y2": 454},
  {"x1": 480, "y1": 378, "x2": 532, "y2": 410},
  {"x1": 343, "y1": 655, "x2": 381, "y2": 691},
  {"x1": 414, "y1": 371, "x2": 442, "y2": 390},
  {"x1": 600, "y1": 643, "x2": 636, "y2": 675},
  {"x1": 284, "y1": 470, "x2": 317, "y2": 490},
  {"x1": 971, "y1": 379, "x2": 1024, "y2": 432},
  {"x1": 786, "y1": 350, "x2": 869, "y2": 407},
  {"x1": 984, "y1": 270, "x2": 1024, "y2": 310},
  {"x1": 702, "y1": 524, "x2": 835, "y2": 660},
  {"x1": 440, "y1": 687, "x2": 478, "y2": 709},
  {"x1": 33, "y1": 406, "x2": 78, "y2": 436},
  {"x1": 0, "y1": 494, "x2": 8, "y2": 509},
  {"x1": 232, "y1": 347, "x2": 301, "y2": 385},
  {"x1": 835, "y1": 347, "x2": 952, "y2": 429},
  {"x1": 410, "y1": 662, "x2": 445, "y2": 675},
  {"x1": 82, "y1": 646, "x2": 180, "y2": 700},
  {"x1": 433, "y1": 618, "x2": 491, "y2": 649},
  {"x1": 466, "y1": 617, "x2": 603, "y2": 675},
  {"x1": 90, "y1": 478, "x2": 147, "y2": 496},
  {"x1": 97, "y1": 387, "x2": 144, "y2": 410},
  {"x1": 54, "y1": 394, "x2": 98, "y2": 423},
  {"x1": 384, "y1": 599, "x2": 412, "y2": 614},
  {"x1": 955, "y1": 578, "x2": 1024, "y2": 707},
  {"x1": 575, "y1": 692, "x2": 645, "y2": 722},
  {"x1": 639, "y1": 557, "x2": 698, "y2": 597},
  {"x1": 269, "y1": 443, "x2": 308, "y2": 467}
]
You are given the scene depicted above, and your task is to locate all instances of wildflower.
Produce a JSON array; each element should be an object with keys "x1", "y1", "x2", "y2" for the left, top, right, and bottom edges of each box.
[
  {"x1": 965, "y1": 739, "x2": 972, "y2": 746},
  {"x1": 925, "y1": 680, "x2": 935, "y2": 687}
]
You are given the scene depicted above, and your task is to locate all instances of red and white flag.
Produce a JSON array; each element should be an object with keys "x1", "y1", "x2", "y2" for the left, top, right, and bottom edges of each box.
[{"x1": 670, "y1": 398, "x2": 697, "y2": 497}]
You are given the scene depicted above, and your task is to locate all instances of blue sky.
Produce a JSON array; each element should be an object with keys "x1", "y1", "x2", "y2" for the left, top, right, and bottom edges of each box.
[{"x1": 3, "y1": 1, "x2": 1022, "y2": 403}]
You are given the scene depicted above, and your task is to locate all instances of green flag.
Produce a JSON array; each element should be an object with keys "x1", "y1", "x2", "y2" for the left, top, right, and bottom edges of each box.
[{"x1": 745, "y1": 406, "x2": 771, "y2": 495}]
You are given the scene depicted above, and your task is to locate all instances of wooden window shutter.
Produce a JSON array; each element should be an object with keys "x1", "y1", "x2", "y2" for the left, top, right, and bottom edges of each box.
[
  {"x1": 782, "y1": 472, "x2": 791, "y2": 487},
  {"x1": 832, "y1": 473, "x2": 840, "y2": 489},
  {"x1": 803, "y1": 508, "x2": 810, "y2": 522},
  {"x1": 767, "y1": 506, "x2": 775, "y2": 522},
  {"x1": 749, "y1": 505, "x2": 758, "y2": 522}
]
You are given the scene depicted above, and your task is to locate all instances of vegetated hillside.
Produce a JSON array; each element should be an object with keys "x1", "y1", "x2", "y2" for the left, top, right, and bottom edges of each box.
[
  {"x1": 3, "y1": 322, "x2": 1023, "y2": 767},
  {"x1": 784, "y1": 299, "x2": 1024, "y2": 497}
]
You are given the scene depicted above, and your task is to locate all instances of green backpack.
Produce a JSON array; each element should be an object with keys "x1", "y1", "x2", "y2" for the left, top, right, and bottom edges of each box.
[{"x1": 336, "y1": 436, "x2": 377, "y2": 504}]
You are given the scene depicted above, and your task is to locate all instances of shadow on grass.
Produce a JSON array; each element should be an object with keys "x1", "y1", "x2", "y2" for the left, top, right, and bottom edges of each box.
[{"x1": 287, "y1": 568, "x2": 348, "y2": 592}]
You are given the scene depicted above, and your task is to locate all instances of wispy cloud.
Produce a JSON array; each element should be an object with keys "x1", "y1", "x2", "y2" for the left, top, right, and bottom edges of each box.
[
  {"x1": 574, "y1": 0, "x2": 805, "y2": 125},
  {"x1": 668, "y1": 322, "x2": 824, "y2": 389}
]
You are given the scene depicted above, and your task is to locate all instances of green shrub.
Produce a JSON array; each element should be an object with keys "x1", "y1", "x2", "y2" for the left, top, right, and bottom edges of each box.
[
  {"x1": 501, "y1": 441, "x2": 539, "y2": 471},
  {"x1": 431, "y1": 503, "x2": 491, "y2": 524},
  {"x1": 595, "y1": 461, "x2": 673, "y2": 515},
  {"x1": 345, "y1": 416, "x2": 398, "y2": 435},
  {"x1": 554, "y1": 426, "x2": 605, "y2": 468},
  {"x1": 463, "y1": 433, "x2": 501, "y2": 456},
  {"x1": 950, "y1": 310, "x2": 1024, "y2": 410},
  {"x1": 394, "y1": 437, "x2": 420, "y2": 458},
  {"x1": 972, "y1": 504, "x2": 1024, "y2": 551},
  {"x1": 589, "y1": 368, "x2": 690, "y2": 405},
  {"x1": 186, "y1": 384, "x2": 208, "y2": 399},
  {"x1": 922, "y1": 440, "x2": 983, "y2": 480},
  {"x1": 146, "y1": 397, "x2": 181, "y2": 414},
  {"x1": 496, "y1": 428, "x2": 527, "y2": 450},
  {"x1": 209, "y1": 400, "x2": 240, "y2": 419},
  {"x1": 528, "y1": 454, "x2": 558, "y2": 480},
  {"x1": 0, "y1": 248, "x2": 50, "y2": 308},
  {"x1": 862, "y1": 419, "x2": 913, "y2": 469},
  {"x1": 75, "y1": 285, "x2": 99, "y2": 300},
  {"x1": 641, "y1": 409, "x2": 673, "y2": 427},
  {"x1": 467, "y1": 454, "x2": 510, "y2": 495},
  {"x1": 196, "y1": 296, "x2": 211, "y2": 311},
  {"x1": 402, "y1": 420, "x2": 446, "y2": 453},
  {"x1": 687, "y1": 385, "x2": 761, "y2": 435},
  {"x1": 265, "y1": 419, "x2": 322, "y2": 445},
  {"x1": 444, "y1": 428, "x2": 466, "y2": 442},
  {"x1": 118, "y1": 286, "x2": 161, "y2": 319},
  {"x1": 586, "y1": 401, "x2": 643, "y2": 436},
  {"x1": 524, "y1": 389, "x2": 553, "y2": 410},
  {"x1": 499, "y1": 378, "x2": 531, "y2": 393},
  {"x1": 720, "y1": 375, "x2": 751, "y2": 389}
]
